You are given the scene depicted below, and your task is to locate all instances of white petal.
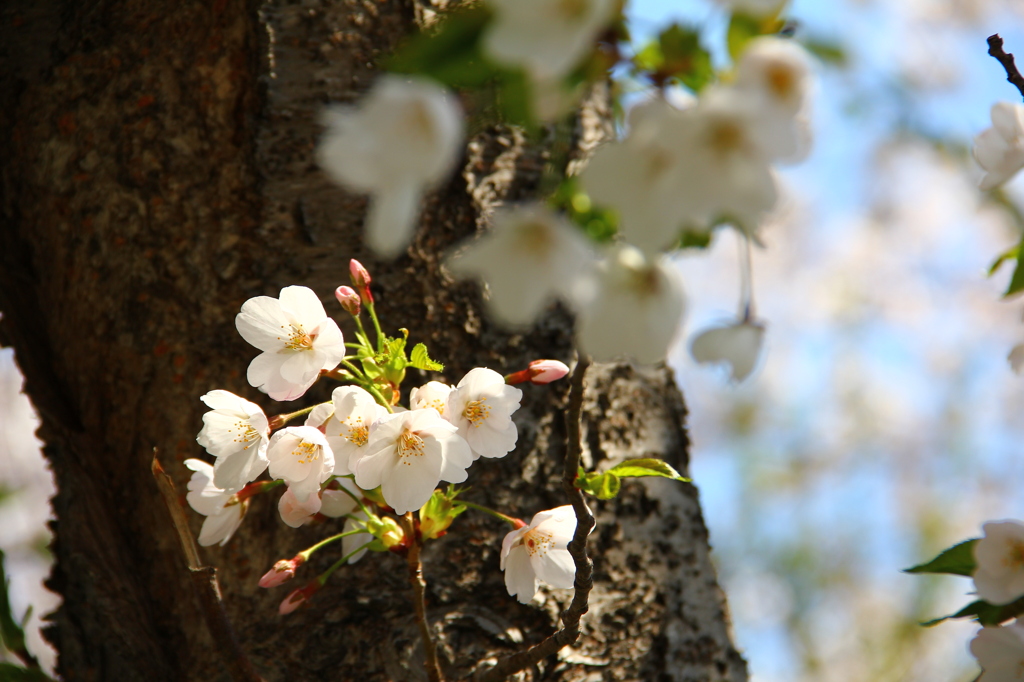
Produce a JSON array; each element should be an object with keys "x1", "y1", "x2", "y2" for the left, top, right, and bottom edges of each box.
[
  {"x1": 504, "y1": 547, "x2": 538, "y2": 603},
  {"x1": 278, "y1": 286, "x2": 327, "y2": 326},
  {"x1": 690, "y1": 320, "x2": 766, "y2": 382},
  {"x1": 532, "y1": 549, "x2": 576, "y2": 590},
  {"x1": 236, "y1": 296, "x2": 288, "y2": 352},
  {"x1": 365, "y1": 182, "x2": 421, "y2": 259}
]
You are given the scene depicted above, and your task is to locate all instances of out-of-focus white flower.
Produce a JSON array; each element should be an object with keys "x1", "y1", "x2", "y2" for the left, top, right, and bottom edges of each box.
[
  {"x1": 483, "y1": 0, "x2": 617, "y2": 81},
  {"x1": 410, "y1": 381, "x2": 453, "y2": 417},
  {"x1": 447, "y1": 204, "x2": 597, "y2": 325},
  {"x1": 267, "y1": 426, "x2": 335, "y2": 505},
  {"x1": 184, "y1": 459, "x2": 247, "y2": 547},
  {"x1": 447, "y1": 368, "x2": 523, "y2": 460},
  {"x1": 500, "y1": 505, "x2": 577, "y2": 604},
  {"x1": 235, "y1": 286, "x2": 346, "y2": 402},
  {"x1": 576, "y1": 245, "x2": 685, "y2": 365},
  {"x1": 317, "y1": 76, "x2": 464, "y2": 258},
  {"x1": 351, "y1": 409, "x2": 472, "y2": 514},
  {"x1": 278, "y1": 486, "x2": 322, "y2": 528},
  {"x1": 343, "y1": 510, "x2": 373, "y2": 564},
  {"x1": 580, "y1": 98, "x2": 692, "y2": 254},
  {"x1": 970, "y1": 621, "x2": 1024, "y2": 682},
  {"x1": 974, "y1": 102, "x2": 1024, "y2": 191},
  {"x1": 196, "y1": 390, "x2": 270, "y2": 490},
  {"x1": 734, "y1": 37, "x2": 813, "y2": 162},
  {"x1": 306, "y1": 386, "x2": 387, "y2": 475},
  {"x1": 674, "y1": 86, "x2": 778, "y2": 235},
  {"x1": 974, "y1": 520, "x2": 1024, "y2": 605},
  {"x1": 1009, "y1": 344, "x2": 1024, "y2": 374},
  {"x1": 319, "y1": 477, "x2": 363, "y2": 518},
  {"x1": 690, "y1": 319, "x2": 766, "y2": 382}
]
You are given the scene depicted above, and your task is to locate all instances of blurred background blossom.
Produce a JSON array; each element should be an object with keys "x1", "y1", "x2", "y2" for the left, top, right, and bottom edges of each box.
[{"x1": 6, "y1": 0, "x2": 1024, "y2": 679}]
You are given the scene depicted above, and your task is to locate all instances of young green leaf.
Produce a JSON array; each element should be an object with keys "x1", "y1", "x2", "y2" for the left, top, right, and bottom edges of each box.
[
  {"x1": 409, "y1": 343, "x2": 444, "y2": 372},
  {"x1": 607, "y1": 458, "x2": 690, "y2": 482},
  {"x1": 903, "y1": 538, "x2": 979, "y2": 577},
  {"x1": 589, "y1": 472, "x2": 621, "y2": 500},
  {"x1": 921, "y1": 594, "x2": 1024, "y2": 628}
]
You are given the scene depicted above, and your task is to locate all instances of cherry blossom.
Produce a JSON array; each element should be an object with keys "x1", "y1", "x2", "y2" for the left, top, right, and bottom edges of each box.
[
  {"x1": 351, "y1": 409, "x2": 472, "y2": 514},
  {"x1": 446, "y1": 368, "x2": 523, "y2": 460},
  {"x1": 483, "y1": 0, "x2": 617, "y2": 82},
  {"x1": 196, "y1": 390, "x2": 270, "y2": 491},
  {"x1": 235, "y1": 286, "x2": 346, "y2": 401},
  {"x1": 267, "y1": 426, "x2": 335, "y2": 505},
  {"x1": 690, "y1": 319, "x2": 766, "y2": 382},
  {"x1": 974, "y1": 102, "x2": 1024, "y2": 191},
  {"x1": 184, "y1": 459, "x2": 247, "y2": 547},
  {"x1": 575, "y1": 245, "x2": 685, "y2": 365},
  {"x1": 970, "y1": 621, "x2": 1024, "y2": 682},
  {"x1": 410, "y1": 381, "x2": 453, "y2": 417},
  {"x1": 734, "y1": 37, "x2": 813, "y2": 162},
  {"x1": 306, "y1": 386, "x2": 387, "y2": 475},
  {"x1": 446, "y1": 203, "x2": 598, "y2": 325},
  {"x1": 579, "y1": 98, "x2": 693, "y2": 254},
  {"x1": 500, "y1": 505, "x2": 577, "y2": 604},
  {"x1": 317, "y1": 76, "x2": 464, "y2": 258},
  {"x1": 318, "y1": 478, "x2": 363, "y2": 519},
  {"x1": 974, "y1": 520, "x2": 1024, "y2": 605},
  {"x1": 278, "y1": 486, "x2": 322, "y2": 528}
]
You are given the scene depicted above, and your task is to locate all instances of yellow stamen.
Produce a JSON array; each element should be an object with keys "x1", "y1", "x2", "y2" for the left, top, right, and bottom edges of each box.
[
  {"x1": 292, "y1": 440, "x2": 320, "y2": 465},
  {"x1": 463, "y1": 399, "x2": 491, "y2": 427},
  {"x1": 398, "y1": 428, "x2": 425, "y2": 465}
]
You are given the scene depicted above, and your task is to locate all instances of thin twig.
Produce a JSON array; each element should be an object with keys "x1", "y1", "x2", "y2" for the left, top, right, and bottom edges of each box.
[
  {"x1": 151, "y1": 454, "x2": 265, "y2": 682},
  {"x1": 987, "y1": 34, "x2": 1024, "y2": 101},
  {"x1": 473, "y1": 356, "x2": 595, "y2": 682},
  {"x1": 402, "y1": 512, "x2": 445, "y2": 682}
]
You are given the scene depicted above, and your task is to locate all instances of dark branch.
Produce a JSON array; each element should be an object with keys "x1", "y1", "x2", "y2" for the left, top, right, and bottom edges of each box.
[
  {"x1": 988, "y1": 34, "x2": 1024, "y2": 101},
  {"x1": 473, "y1": 356, "x2": 595, "y2": 682},
  {"x1": 151, "y1": 455, "x2": 265, "y2": 682},
  {"x1": 402, "y1": 512, "x2": 445, "y2": 682}
]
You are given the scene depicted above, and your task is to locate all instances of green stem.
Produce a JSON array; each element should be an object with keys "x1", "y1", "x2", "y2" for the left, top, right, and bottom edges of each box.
[
  {"x1": 365, "y1": 301, "x2": 385, "y2": 353},
  {"x1": 461, "y1": 501, "x2": 522, "y2": 528},
  {"x1": 298, "y1": 529, "x2": 370, "y2": 562},
  {"x1": 316, "y1": 541, "x2": 376, "y2": 587},
  {"x1": 329, "y1": 478, "x2": 373, "y2": 517},
  {"x1": 354, "y1": 315, "x2": 372, "y2": 350},
  {"x1": 275, "y1": 403, "x2": 320, "y2": 426}
]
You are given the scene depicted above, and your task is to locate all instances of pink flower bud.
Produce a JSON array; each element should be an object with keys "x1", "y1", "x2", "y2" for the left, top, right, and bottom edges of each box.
[
  {"x1": 349, "y1": 259, "x2": 374, "y2": 304},
  {"x1": 258, "y1": 556, "x2": 306, "y2": 588},
  {"x1": 527, "y1": 359, "x2": 569, "y2": 384},
  {"x1": 334, "y1": 286, "x2": 361, "y2": 316},
  {"x1": 279, "y1": 582, "x2": 319, "y2": 615}
]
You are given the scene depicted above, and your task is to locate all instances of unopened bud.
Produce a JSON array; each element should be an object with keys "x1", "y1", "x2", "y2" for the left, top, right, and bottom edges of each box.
[
  {"x1": 378, "y1": 516, "x2": 405, "y2": 549},
  {"x1": 335, "y1": 286, "x2": 361, "y2": 316},
  {"x1": 527, "y1": 359, "x2": 570, "y2": 384},
  {"x1": 505, "y1": 359, "x2": 571, "y2": 386},
  {"x1": 259, "y1": 556, "x2": 305, "y2": 588},
  {"x1": 349, "y1": 259, "x2": 374, "y2": 305},
  {"x1": 279, "y1": 582, "x2": 319, "y2": 615}
]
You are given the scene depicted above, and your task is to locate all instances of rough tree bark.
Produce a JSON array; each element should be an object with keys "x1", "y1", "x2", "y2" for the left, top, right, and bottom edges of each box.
[{"x1": 0, "y1": 0, "x2": 749, "y2": 680}]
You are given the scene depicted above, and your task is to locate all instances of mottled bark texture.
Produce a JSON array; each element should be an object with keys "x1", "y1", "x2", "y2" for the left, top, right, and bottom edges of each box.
[{"x1": 0, "y1": 0, "x2": 748, "y2": 680}]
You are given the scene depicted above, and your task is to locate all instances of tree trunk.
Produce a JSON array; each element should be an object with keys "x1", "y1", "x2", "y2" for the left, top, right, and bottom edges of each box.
[{"x1": 0, "y1": 0, "x2": 748, "y2": 680}]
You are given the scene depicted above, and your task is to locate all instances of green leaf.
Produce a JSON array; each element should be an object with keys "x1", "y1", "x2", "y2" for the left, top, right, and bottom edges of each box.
[
  {"x1": 989, "y1": 244, "x2": 1020, "y2": 277},
  {"x1": 0, "y1": 663, "x2": 52, "y2": 682},
  {"x1": 607, "y1": 458, "x2": 689, "y2": 482},
  {"x1": 589, "y1": 472, "x2": 621, "y2": 500},
  {"x1": 632, "y1": 24, "x2": 713, "y2": 92},
  {"x1": 1006, "y1": 257, "x2": 1024, "y2": 298},
  {"x1": 386, "y1": 7, "x2": 494, "y2": 88},
  {"x1": 409, "y1": 343, "x2": 444, "y2": 372},
  {"x1": 921, "y1": 595, "x2": 1024, "y2": 628},
  {"x1": 726, "y1": 12, "x2": 785, "y2": 61},
  {"x1": 801, "y1": 38, "x2": 847, "y2": 66},
  {"x1": 904, "y1": 539, "x2": 978, "y2": 577},
  {"x1": 676, "y1": 229, "x2": 712, "y2": 250}
]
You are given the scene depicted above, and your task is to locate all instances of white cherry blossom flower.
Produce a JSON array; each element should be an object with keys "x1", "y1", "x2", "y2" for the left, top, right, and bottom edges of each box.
[
  {"x1": 974, "y1": 520, "x2": 1024, "y2": 605},
  {"x1": 410, "y1": 381, "x2": 453, "y2": 417},
  {"x1": 317, "y1": 76, "x2": 464, "y2": 258},
  {"x1": 483, "y1": 0, "x2": 617, "y2": 82},
  {"x1": 447, "y1": 368, "x2": 523, "y2": 460},
  {"x1": 267, "y1": 426, "x2": 335, "y2": 505},
  {"x1": 734, "y1": 37, "x2": 813, "y2": 162},
  {"x1": 278, "y1": 486, "x2": 321, "y2": 528},
  {"x1": 319, "y1": 477, "x2": 363, "y2": 518},
  {"x1": 690, "y1": 319, "x2": 766, "y2": 382},
  {"x1": 971, "y1": 621, "x2": 1024, "y2": 682},
  {"x1": 184, "y1": 459, "x2": 247, "y2": 547},
  {"x1": 446, "y1": 203, "x2": 597, "y2": 325},
  {"x1": 351, "y1": 409, "x2": 472, "y2": 514},
  {"x1": 575, "y1": 245, "x2": 685, "y2": 365},
  {"x1": 974, "y1": 102, "x2": 1024, "y2": 191},
  {"x1": 235, "y1": 286, "x2": 346, "y2": 402},
  {"x1": 306, "y1": 386, "x2": 387, "y2": 475},
  {"x1": 501, "y1": 505, "x2": 577, "y2": 604},
  {"x1": 673, "y1": 86, "x2": 778, "y2": 235},
  {"x1": 196, "y1": 390, "x2": 270, "y2": 490},
  {"x1": 579, "y1": 98, "x2": 692, "y2": 254}
]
